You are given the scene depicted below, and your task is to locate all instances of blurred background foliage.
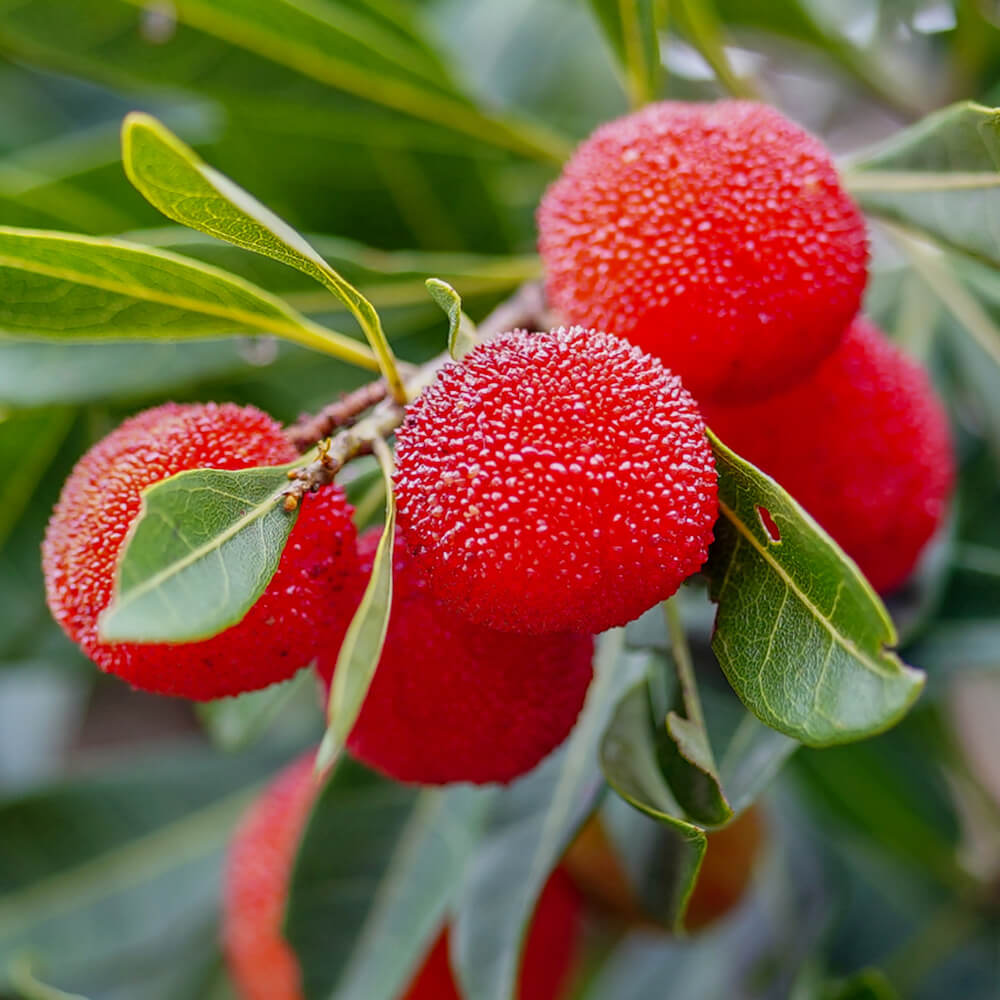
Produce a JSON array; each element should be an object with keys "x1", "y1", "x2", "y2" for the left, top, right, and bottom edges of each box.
[{"x1": 1, "y1": 1, "x2": 1000, "y2": 998}]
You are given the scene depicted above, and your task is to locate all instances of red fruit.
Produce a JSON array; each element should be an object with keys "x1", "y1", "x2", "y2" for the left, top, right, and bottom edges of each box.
[
  {"x1": 537, "y1": 100, "x2": 868, "y2": 404},
  {"x1": 702, "y1": 318, "x2": 955, "y2": 593},
  {"x1": 223, "y1": 754, "x2": 317, "y2": 1000},
  {"x1": 223, "y1": 755, "x2": 582, "y2": 1000},
  {"x1": 318, "y1": 529, "x2": 595, "y2": 785},
  {"x1": 393, "y1": 326, "x2": 718, "y2": 635},
  {"x1": 42, "y1": 402, "x2": 359, "y2": 700},
  {"x1": 402, "y1": 870, "x2": 582, "y2": 1000}
]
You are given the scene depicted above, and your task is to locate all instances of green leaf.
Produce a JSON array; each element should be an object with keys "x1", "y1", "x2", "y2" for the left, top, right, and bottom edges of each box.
[
  {"x1": 844, "y1": 102, "x2": 1000, "y2": 267},
  {"x1": 287, "y1": 776, "x2": 493, "y2": 1000},
  {"x1": 600, "y1": 679, "x2": 707, "y2": 929},
  {"x1": 282, "y1": 758, "x2": 414, "y2": 999},
  {"x1": 453, "y1": 629, "x2": 639, "y2": 1000},
  {"x1": 318, "y1": 438, "x2": 396, "y2": 772},
  {"x1": 122, "y1": 113, "x2": 405, "y2": 401},
  {"x1": 706, "y1": 432, "x2": 925, "y2": 746},
  {"x1": 717, "y1": 713, "x2": 798, "y2": 815},
  {"x1": 0, "y1": 741, "x2": 297, "y2": 997},
  {"x1": 585, "y1": 0, "x2": 664, "y2": 106},
  {"x1": 0, "y1": 408, "x2": 73, "y2": 551},
  {"x1": 0, "y1": 226, "x2": 376, "y2": 370},
  {"x1": 425, "y1": 278, "x2": 480, "y2": 360},
  {"x1": 98, "y1": 461, "x2": 301, "y2": 644},
  {"x1": 822, "y1": 968, "x2": 899, "y2": 1000}
]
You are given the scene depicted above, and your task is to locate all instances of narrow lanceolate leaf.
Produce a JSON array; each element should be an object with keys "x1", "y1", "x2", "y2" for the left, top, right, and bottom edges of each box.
[
  {"x1": 0, "y1": 227, "x2": 375, "y2": 370},
  {"x1": 122, "y1": 114, "x2": 406, "y2": 401},
  {"x1": 425, "y1": 278, "x2": 480, "y2": 360},
  {"x1": 0, "y1": 407, "x2": 73, "y2": 551},
  {"x1": 318, "y1": 438, "x2": 396, "y2": 773},
  {"x1": 287, "y1": 782, "x2": 493, "y2": 1000},
  {"x1": 454, "y1": 630, "x2": 639, "y2": 1000},
  {"x1": 843, "y1": 102, "x2": 1000, "y2": 267},
  {"x1": 600, "y1": 680, "x2": 707, "y2": 929},
  {"x1": 586, "y1": 0, "x2": 664, "y2": 106},
  {"x1": 705, "y1": 433, "x2": 925, "y2": 746},
  {"x1": 98, "y1": 462, "x2": 300, "y2": 644}
]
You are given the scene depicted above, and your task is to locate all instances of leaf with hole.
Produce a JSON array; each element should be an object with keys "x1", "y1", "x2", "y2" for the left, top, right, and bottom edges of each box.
[{"x1": 705, "y1": 432, "x2": 924, "y2": 746}]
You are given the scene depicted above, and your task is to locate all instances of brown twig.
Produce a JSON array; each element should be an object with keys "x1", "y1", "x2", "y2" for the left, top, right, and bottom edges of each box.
[{"x1": 286, "y1": 380, "x2": 389, "y2": 453}]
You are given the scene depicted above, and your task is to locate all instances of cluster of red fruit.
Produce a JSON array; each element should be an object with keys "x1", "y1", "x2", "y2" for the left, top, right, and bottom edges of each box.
[{"x1": 39, "y1": 97, "x2": 954, "y2": 1000}]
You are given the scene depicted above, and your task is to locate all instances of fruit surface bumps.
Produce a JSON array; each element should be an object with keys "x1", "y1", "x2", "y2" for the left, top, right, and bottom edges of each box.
[
  {"x1": 223, "y1": 755, "x2": 582, "y2": 1000},
  {"x1": 703, "y1": 318, "x2": 955, "y2": 593},
  {"x1": 537, "y1": 100, "x2": 868, "y2": 404},
  {"x1": 318, "y1": 529, "x2": 595, "y2": 785},
  {"x1": 42, "y1": 402, "x2": 359, "y2": 700},
  {"x1": 393, "y1": 326, "x2": 718, "y2": 635}
]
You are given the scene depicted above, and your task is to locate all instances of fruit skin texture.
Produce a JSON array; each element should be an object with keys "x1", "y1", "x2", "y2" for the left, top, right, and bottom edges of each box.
[
  {"x1": 393, "y1": 326, "x2": 718, "y2": 635},
  {"x1": 42, "y1": 402, "x2": 359, "y2": 700},
  {"x1": 318, "y1": 529, "x2": 595, "y2": 785},
  {"x1": 537, "y1": 100, "x2": 868, "y2": 404},
  {"x1": 223, "y1": 754, "x2": 582, "y2": 1000},
  {"x1": 223, "y1": 754, "x2": 316, "y2": 1000},
  {"x1": 702, "y1": 318, "x2": 955, "y2": 593}
]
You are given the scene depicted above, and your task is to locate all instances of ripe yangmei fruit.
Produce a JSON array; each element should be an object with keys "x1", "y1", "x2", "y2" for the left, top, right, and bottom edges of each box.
[
  {"x1": 318, "y1": 529, "x2": 595, "y2": 785},
  {"x1": 537, "y1": 100, "x2": 869, "y2": 404},
  {"x1": 393, "y1": 326, "x2": 718, "y2": 635},
  {"x1": 564, "y1": 807, "x2": 764, "y2": 931},
  {"x1": 702, "y1": 318, "x2": 955, "y2": 594},
  {"x1": 223, "y1": 754, "x2": 583, "y2": 1000},
  {"x1": 42, "y1": 402, "x2": 360, "y2": 700}
]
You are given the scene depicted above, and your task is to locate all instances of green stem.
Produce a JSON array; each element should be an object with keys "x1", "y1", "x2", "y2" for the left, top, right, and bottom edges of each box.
[
  {"x1": 663, "y1": 597, "x2": 707, "y2": 732},
  {"x1": 674, "y1": 0, "x2": 761, "y2": 100}
]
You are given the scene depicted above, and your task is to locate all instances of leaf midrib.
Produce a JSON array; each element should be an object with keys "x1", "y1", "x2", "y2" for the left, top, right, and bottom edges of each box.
[
  {"x1": 846, "y1": 169, "x2": 1000, "y2": 193},
  {"x1": 716, "y1": 496, "x2": 900, "y2": 681}
]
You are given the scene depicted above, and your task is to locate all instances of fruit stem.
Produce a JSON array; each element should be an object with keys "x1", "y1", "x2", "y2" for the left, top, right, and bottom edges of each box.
[
  {"x1": 663, "y1": 596, "x2": 708, "y2": 734},
  {"x1": 287, "y1": 380, "x2": 391, "y2": 453}
]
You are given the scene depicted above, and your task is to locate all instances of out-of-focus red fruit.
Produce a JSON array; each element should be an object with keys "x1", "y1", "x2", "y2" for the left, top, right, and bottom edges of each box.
[
  {"x1": 702, "y1": 318, "x2": 955, "y2": 593},
  {"x1": 223, "y1": 755, "x2": 582, "y2": 1000},
  {"x1": 318, "y1": 529, "x2": 594, "y2": 785},
  {"x1": 42, "y1": 402, "x2": 359, "y2": 699},
  {"x1": 401, "y1": 870, "x2": 582, "y2": 1000},
  {"x1": 223, "y1": 754, "x2": 317, "y2": 1000},
  {"x1": 564, "y1": 808, "x2": 764, "y2": 932},
  {"x1": 393, "y1": 326, "x2": 718, "y2": 635},
  {"x1": 537, "y1": 100, "x2": 868, "y2": 403}
]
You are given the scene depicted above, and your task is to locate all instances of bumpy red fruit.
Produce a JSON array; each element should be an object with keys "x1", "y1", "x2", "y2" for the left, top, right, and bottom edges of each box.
[
  {"x1": 318, "y1": 529, "x2": 594, "y2": 785},
  {"x1": 537, "y1": 100, "x2": 868, "y2": 403},
  {"x1": 702, "y1": 318, "x2": 954, "y2": 593},
  {"x1": 223, "y1": 754, "x2": 316, "y2": 1000},
  {"x1": 223, "y1": 755, "x2": 582, "y2": 1000},
  {"x1": 393, "y1": 326, "x2": 718, "y2": 635},
  {"x1": 42, "y1": 402, "x2": 359, "y2": 700}
]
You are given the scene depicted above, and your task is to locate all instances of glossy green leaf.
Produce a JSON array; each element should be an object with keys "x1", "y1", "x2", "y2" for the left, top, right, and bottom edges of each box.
[
  {"x1": 0, "y1": 408, "x2": 73, "y2": 551},
  {"x1": 123, "y1": 113, "x2": 405, "y2": 400},
  {"x1": 0, "y1": 226, "x2": 376, "y2": 370},
  {"x1": 705, "y1": 433, "x2": 925, "y2": 746},
  {"x1": 99, "y1": 461, "x2": 301, "y2": 644},
  {"x1": 453, "y1": 629, "x2": 639, "y2": 1000},
  {"x1": 585, "y1": 0, "x2": 663, "y2": 105},
  {"x1": 288, "y1": 778, "x2": 493, "y2": 1000},
  {"x1": 282, "y1": 757, "x2": 416, "y2": 1000},
  {"x1": 425, "y1": 278, "x2": 480, "y2": 360},
  {"x1": 600, "y1": 679, "x2": 707, "y2": 929},
  {"x1": 844, "y1": 102, "x2": 1000, "y2": 266},
  {"x1": 318, "y1": 438, "x2": 396, "y2": 773},
  {"x1": 0, "y1": 742, "x2": 296, "y2": 997}
]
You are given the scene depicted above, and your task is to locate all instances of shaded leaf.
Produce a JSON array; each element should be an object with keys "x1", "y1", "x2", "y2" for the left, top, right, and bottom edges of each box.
[
  {"x1": 0, "y1": 226, "x2": 375, "y2": 370},
  {"x1": 706, "y1": 432, "x2": 924, "y2": 746},
  {"x1": 600, "y1": 679, "x2": 707, "y2": 929},
  {"x1": 99, "y1": 462, "x2": 300, "y2": 644},
  {"x1": 318, "y1": 438, "x2": 396, "y2": 772},
  {"x1": 453, "y1": 630, "x2": 639, "y2": 1000},
  {"x1": 844, "y1": 102, "x2": 1000, "y2": 267},
  {"x1": 288, "y1": 780, "x2": 493, "y2": 1000}
]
